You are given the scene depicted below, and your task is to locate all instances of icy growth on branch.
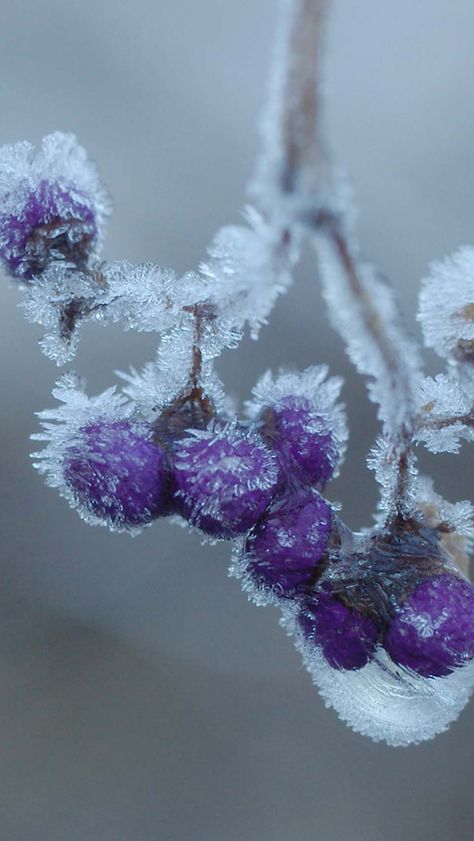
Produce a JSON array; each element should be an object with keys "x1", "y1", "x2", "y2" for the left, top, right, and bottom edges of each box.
[
  {"x1": 314, "y1": 231, "x2": 422, "y2": 434},
  {"x1": 414, "y1": 476, "x2": 474, "y2": 578},
  {"x1": 200, "y1": 208, "x2": 297, "y2": 339},
  {"x1": 415, "y1": 375, "x2": 474, "y2": 454},
  {"x1": 367, "y1": 435, "x2": 418, "y2": 523},
  {"x1": 418, "y1": 246, "x2": 474, "y2": 363},
  {"x1": 0, "y1": 133, "x2": 110, "y2": 280},
  {"x1": 118, "y1": 339, "x2": 230, "y2": 422},
  {"x1": 283, "y1": 602, "x2": 474, "y2": 746},
  {"x1": 20, "y1": 264, "x2": 110, "y2": 365}
]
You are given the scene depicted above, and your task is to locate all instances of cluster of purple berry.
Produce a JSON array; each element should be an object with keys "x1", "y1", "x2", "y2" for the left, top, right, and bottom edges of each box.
[{"x1": 3, "y1": 130, "x2": 474, "y2": 749}]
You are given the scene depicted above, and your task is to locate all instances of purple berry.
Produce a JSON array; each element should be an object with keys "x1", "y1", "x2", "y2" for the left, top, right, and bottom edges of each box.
[
  {"x1": 0, "y1": 179, "x2": 97, "y2": 280},
  {"x1": 298, "y1": 587, "x2": 381, "y2": 670},
  {"x1": 245, "y1": 489, "x2": 332, "y2": 596},
  {"x1": 172, "y1": 425, "x2": 280, "y2": 539},
  {"x1": 384, "y1": 573, "x2": 474, "y2": 678},
  {"x1": 260, "y1": 395, "x2": 339, "y2": 487},
  {"x1": 63, "y1": 419, "x2": 169, "y2": 530}
]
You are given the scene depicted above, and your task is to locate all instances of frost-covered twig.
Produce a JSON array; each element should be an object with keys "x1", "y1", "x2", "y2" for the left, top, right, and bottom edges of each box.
[{"x1": 255, "y1": 0, "x2": 422, "y2": 518}]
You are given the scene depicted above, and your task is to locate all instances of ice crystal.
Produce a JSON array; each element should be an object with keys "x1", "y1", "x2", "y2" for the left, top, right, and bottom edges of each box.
[
  {"x1": 418, "y1": 246, "x2": 474, "y2": 363},
  {"x1": 315, "y1": 231, "x2": 423, "y2": 435},
  {"x1": 415, "y1": 374, "x2": 474, "y2": 454}
]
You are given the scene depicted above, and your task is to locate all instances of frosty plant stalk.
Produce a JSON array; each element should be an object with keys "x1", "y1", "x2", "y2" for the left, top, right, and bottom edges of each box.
[{"x1": 3, "y1": 0, "x2": 474, "y2": 746}]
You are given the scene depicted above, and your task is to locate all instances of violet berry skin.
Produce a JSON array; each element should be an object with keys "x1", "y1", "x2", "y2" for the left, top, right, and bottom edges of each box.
[
  {"x1": 298, "y1": 587, "x2": 381, "y2": 670},
  {"x1": 260, "y1": 395, "x2": 339, "y2": 488},
  {"x1": 172, "y1": 426, "x2": 281, "y2": 539},
  {"x1": 245, "y1": 489, "x2": 332, "y2": 597},
  {"x1": 63, "y1": 419, "x2": 170, "y2": 530},
  {"x1": 384, "y1": 573, "x2": 474, "y2": 678},
  {"x1": 0, "y1": 179, "x2": 97, "y2": 280}
]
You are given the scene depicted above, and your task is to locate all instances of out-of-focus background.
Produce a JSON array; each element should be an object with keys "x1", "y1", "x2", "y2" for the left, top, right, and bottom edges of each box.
[{"x1": 1, "y1": 1, "x2": 474, "y2": 839}]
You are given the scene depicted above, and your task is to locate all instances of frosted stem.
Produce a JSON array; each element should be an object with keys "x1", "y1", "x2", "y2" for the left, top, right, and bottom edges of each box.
[{"x1": 257, "y1": 0, "x2": 422, "y2": 518}]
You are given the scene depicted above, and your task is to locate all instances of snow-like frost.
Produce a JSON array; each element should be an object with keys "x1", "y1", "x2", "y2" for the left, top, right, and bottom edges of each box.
[
  {"x1": 200, "y1": 208, "x2": 297, "y2": 340},
  {"x1": 314, "y1": 231, "x2": 422, "y2": 435},
  {"x1": 282, "y1": 603, "x2": 474, "y2": 746},
  {"x1": 418, "y1": 246, "x2": 474, "y2": 362},
  {"x1": 415, "y1": 375, "x2": 474, "y2": 454}
]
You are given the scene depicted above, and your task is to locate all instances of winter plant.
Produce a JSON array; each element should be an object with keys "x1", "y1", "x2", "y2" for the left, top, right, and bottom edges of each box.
[{"x1": 3, "y1": 0, "x2": 474, "y2": 747}]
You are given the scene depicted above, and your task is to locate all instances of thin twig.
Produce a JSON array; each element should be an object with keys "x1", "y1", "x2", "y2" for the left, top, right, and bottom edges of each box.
[{"x1": 262, "y1": 0, "x2": 422, "y2": 518}]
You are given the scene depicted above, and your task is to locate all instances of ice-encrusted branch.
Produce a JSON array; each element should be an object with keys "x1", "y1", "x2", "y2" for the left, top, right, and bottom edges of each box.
[{"x1": 255, "y1": 0, "x2": 423, "y2": 517}]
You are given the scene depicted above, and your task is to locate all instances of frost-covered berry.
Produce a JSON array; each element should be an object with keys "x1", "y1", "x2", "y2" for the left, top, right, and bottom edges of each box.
[
  {"x1": 260, "y1": 395, "x2": 339, "y2": 487},
  {"x1": 172, "y1": 423, "x2": 281, "y2": 539},
  {"x1": 63, "y1": 419, "x2": 169, "y2": 530},
  {"x1": 246, "y1": 367, "x2": 347, "y2": 488},
  {"x1": 298, "y1": 587, "x2": 381, "y2": 670},
  {"x1": 0, "y1": 132, "x2": 110, "y2": 280},
  {"x1": 384, "y1": 573, "x2": 474, "y2": 678},
  {"x1": 245, "y1": 489, "x2": 332, "y2": 596}
]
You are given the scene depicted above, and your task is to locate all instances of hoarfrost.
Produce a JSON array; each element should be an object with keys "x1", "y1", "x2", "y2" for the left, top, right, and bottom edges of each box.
[
  {"x1": 282, "y1": 602, "x2": 474, "y2": 746},
  {"x1": 415, "y1": 375, "x2": 474, "y2": 454},
  {"x1": 200, "y1": 207, "x2": 298, "y2": 339},
  {"x1": 314, "y1": 230, "x2": 422, "y2": 435},
  {"x1": 418, "y1": 246, "x2": 474, "y2": 362}
]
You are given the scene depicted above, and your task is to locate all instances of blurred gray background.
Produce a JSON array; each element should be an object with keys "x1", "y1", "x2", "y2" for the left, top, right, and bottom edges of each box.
[{"x1": 1, "y1": 1, "x2": 474, "y2": 839}]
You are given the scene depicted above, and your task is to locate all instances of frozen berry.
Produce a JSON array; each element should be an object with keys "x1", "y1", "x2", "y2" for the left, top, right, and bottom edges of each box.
[
  {"x1": 245, "y1": 489, "x2": 332, "y2": 596},
  {"x1": 172, "y1": 424, "x2": 280, "y2": 539},
  {"x1": 260, "y1": 395, "x2": 340, "y2": 487},
  {"x1": 0, "y1": 133, "x2": 109, "y2": 280},
  {"x1": 0, "y1": 180, "x2": 97, "y2": 279},
  {"x1": 384, "y1": 573, "x2": 474, "y2": 677},
  {"x1": 63, "y1": 419, "x2": 169, "y2": 530},
  {"x1": 298, "y1": 587, "x2": 381, "y2": 670}
]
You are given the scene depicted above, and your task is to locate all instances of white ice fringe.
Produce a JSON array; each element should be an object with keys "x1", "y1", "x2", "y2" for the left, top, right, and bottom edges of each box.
[
  {"x1": 281, "y1": 602, "x2": 474, "y2": 747},
  {"x1": 418, "y1": 246, "x2": 474, "y2": 361}
]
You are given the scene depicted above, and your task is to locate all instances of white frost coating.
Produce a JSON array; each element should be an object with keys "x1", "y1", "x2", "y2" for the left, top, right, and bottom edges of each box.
[
  {"x1": 200, "y1": 207, "x2": 298, "y2": 340},
  {"x1": 30, "y1": 372, "x2": 142, "y2": 532},
  {"x1": 282, "y1": 604, "x2": 474, "y2": 746},
  {"x1": 418, "y1": 246, "x2": 474, "y2": 361},
  {"x1": 0, "y1": 132, "x2": 111, "y2": 259},
  {"x1": 245, "y1": 364, "x2": 348, "y2": 476},
  {"x1": 118, "y1": 331, "x2": 232, "y2": 422},
  {"x1": 415, "y1": 375, "x2": 474, "y2": 454},
  {"x1": 20, "y1": 265, "x2": 108, "y2": 365},
  {"x1": 415, "y1": 475, "x2": 474, "y2": 548},
  {"x1": 367, "y1": 435, "x2": 418, "y2": 523},
  {"x1": 315, "y1": 231, "x2": 422, "y2": 434}
]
